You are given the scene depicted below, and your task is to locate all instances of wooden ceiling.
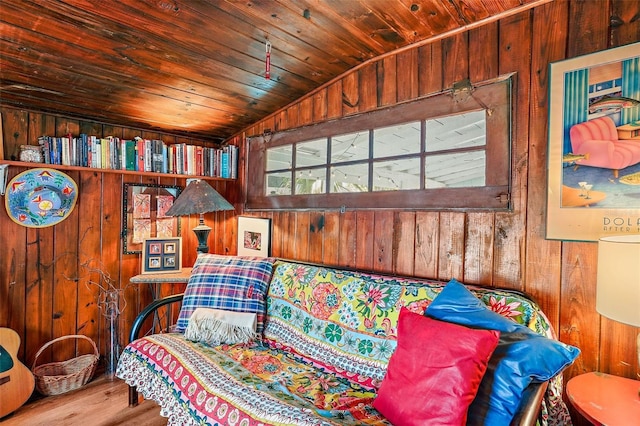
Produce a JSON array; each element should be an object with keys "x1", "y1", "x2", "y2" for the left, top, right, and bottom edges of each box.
[{"x1": 1, "y1": 0, "x2": 543, "y2": 142}]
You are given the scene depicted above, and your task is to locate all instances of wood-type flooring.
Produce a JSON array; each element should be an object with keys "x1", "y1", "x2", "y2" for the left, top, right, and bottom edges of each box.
[{"x1": 1, "y1": 376, "x2": 165, "y2": 426}]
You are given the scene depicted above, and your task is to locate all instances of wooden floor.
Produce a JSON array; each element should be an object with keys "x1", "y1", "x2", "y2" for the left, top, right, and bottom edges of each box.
[{"x1": 1, "y1": 375, "x2": 166, "y2": 426}]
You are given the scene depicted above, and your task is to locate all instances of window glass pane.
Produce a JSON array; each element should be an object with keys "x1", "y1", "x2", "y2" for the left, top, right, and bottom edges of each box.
[
  {"x1": 373, "y1": 158, "x2": 420, "y2": 191},
  {"x1": 266, "y1": 171, "x2": 292, "y2": 195},
  {"x1": 425, "y1": 111, "x2": 486, "y2": 152},
  {"x1": 330, "y1": 164, "x2": 369, "y2": 193},
  {"x1": 373, "y1": 122, "x2": 421, "y2": 158},
  {"x1": 295, "y1": 168, "x2": 327, "y2": 194},
  {"x1": 266, "y1": 145, "x2": 292, "y2": 172},
  {"x1": 296, "y1": 139, "x2": 327, "y2": 167},
  {"x1": 331, "y1": 131, "x2": 369, "y2": 163},
  {"x1": 425, "y1": 151, "x2": 486, "y2": 188}
]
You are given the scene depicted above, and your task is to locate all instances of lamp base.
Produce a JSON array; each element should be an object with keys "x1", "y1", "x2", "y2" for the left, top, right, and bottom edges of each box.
[{"x1": 192, "y1": 224, "x2": 211, "y2": 254}]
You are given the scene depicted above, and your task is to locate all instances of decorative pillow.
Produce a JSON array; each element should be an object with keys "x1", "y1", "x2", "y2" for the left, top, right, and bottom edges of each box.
[
  {"x1": 425, "y1": 279, "x2": 580, "y2": 425},
  {"x1": 184, "y1": 307, "x2": 257, "y2": 345},
  {"x1": 373, "y1": 307, "x2": 499, "y2": 426},
  {"x1": 176, "y1": 254, "x2": 275, "y2": 334}
]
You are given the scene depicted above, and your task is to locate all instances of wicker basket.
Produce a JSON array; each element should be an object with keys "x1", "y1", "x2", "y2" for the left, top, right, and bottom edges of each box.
[{"x1": 31, "y1": 334, "x2": 99, "y2": 396}]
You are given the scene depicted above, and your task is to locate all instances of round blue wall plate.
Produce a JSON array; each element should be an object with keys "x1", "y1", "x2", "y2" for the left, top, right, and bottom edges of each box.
[{"x1": 5, "y1": 168, "x2": 78, "y2": 228}]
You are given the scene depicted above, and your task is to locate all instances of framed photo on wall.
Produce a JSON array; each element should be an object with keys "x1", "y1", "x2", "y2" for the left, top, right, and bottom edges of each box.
[
  {"x1": 546, "y1": 42, "x2": 640, "y2": 241},
  {"x1": 123, "y1": 183, "x2": 182, "y2": 253},
  {"x1": 141, "y1": 237, "x2": 182, "y2": 274},
  {"x1": 237, "y1": 216, "x2": 271, "y2": 257}
]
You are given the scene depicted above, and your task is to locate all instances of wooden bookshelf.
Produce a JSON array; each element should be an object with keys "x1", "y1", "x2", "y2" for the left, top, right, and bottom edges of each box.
[{"x1": 0, "y1": 160, "x2": 230, "y2": 181}]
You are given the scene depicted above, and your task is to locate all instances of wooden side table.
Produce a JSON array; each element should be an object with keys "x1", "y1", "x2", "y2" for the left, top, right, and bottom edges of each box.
[
  {"x1": 130, "y1": 268, "x2": 192, "y2": 334},
  {"x1": 130, "y1": 267, "x2": 192, "y2": 298},
  {"x1": 566, "y1": 372, "x2": 640, "y2": 425}
]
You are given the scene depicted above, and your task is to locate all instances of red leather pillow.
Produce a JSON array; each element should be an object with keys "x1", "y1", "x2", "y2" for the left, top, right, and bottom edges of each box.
[{"x1": 373, "y1": 307, "x2": 499, "y2": 426}]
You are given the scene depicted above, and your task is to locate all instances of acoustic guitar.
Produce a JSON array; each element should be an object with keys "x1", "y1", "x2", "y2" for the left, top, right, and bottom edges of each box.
[{"x1": 0, "y1": 328, "x2": 35, "y2": 418}]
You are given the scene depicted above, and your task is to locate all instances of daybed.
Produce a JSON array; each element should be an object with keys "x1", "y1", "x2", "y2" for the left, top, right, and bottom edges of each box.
[{"x1": 116, "y1": 255, "x2": 579, "y2": 426}]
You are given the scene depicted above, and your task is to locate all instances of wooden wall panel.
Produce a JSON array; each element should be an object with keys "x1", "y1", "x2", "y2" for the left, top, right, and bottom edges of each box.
[
  {"x1": 342, "y1": 72, "x2": 359, "y2": 116},
  {"x1": 2, "y1": 108, "x2": 28, "y2": 160},
  {"x1": 441, "y1": 33, "x2": 469, "y2": 88},
  {"x1": 612, "y1": 0, "x2": 640, "y2": 46},
  {"x1": 373, "y1": 211, "x2": 394, "y2": 274},
  {"x1": 76, "y1": 172, "x2": 101, "y2": 342},
  {"x1": 0, "y1": 105, "x2": 232, "y2": 367},
  {"x1": 1, "y1": 165, "x2": 28, "y2": 356},
  {"x1": 25, "y1": 225, "x2": 55, "y2": 364},
  {"x1": 393, "y1": 212, "x2": 415, "y2": 276},
  {"x1": 396, "y1": 49, "x2": 419, "y2": 102},
  {"x1": 524, "y1": 0, "x2": 568, "y2": 331},
  {"x1": 418, "y1": 41, "x2": 444, "y2": 95},
  {"x1": 52, "y1": 170, "x2": 80, "y2": 361},
  {"x1": 468, "y1": 23, "x2": 498, "y2": 82},
  {"x1": 463, "y1": 212, "x2": 494, "y2": 285},
  {"x1": 322, "y1": 212, "x2": 340, "y2": 266},
  {"x1": 359, "y1": 63, "x2": 378, "y2": 112},
  {"x1": 326, "y1": 80, "x2": 343, "y2": 120},
  {"x1": 17, "y1": 113, "x2": 55, "y2": 362},
  {"x1": 270, "y1": 211, "x2": 283, "y2": 258},
  {"x1": 378, "y1": 56, "x2": 397, "y2": 106},
  {"x1": 338, "y1": 211, "x2": 357, "y2": 269},
  {"x1": 281, "y1": 211, "x2": 296, "y2": 259},
  {"x1": 286, "y1": 104, "x2": 300, "y2": 129},
  {"x1": 413, "y1": 212, "x2": 439, "y2": 279},
  {"x1": 295, "y1": 211, "x2": 311, "y2": 262},
  {"x1": 560, "y1": 242, "x2": 599, "y2": 377},
  {"x1": 308, "y1": 212, "x2": 325, "y2": 264},
  {"x1": 493, "y1": 10, "x2": 533, "y2": 292},
  {"x1": 355, "y1": 211, "x2": 374, "y2": 271},
  {"x1": 312, "y1": 89, "x2": 328, "y2": 123},
  {"x1": 437, "y1": 212, "x2": 465, "y2": 281},
  {"x1": 567, "y1": 0, "x2": 610, "y2": 58},
  {"x1": 298, "y1": 97, "x2": 314, "y2": 127}
]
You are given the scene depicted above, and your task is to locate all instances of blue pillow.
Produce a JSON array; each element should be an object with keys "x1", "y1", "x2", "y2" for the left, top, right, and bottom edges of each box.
[{"x1": 425, "y1": 279, "x2": 580, "y2": 425}]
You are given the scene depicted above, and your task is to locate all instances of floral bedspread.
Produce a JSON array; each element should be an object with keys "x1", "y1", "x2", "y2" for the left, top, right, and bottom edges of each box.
[{"x1": 117, "y1": 260, "x2": 572, "y2": 426}]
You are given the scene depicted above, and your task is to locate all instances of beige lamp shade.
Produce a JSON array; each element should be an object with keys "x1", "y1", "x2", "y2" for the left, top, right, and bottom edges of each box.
[{"x1": 596, "y1": 234, "x2": 640, "y2": 327}]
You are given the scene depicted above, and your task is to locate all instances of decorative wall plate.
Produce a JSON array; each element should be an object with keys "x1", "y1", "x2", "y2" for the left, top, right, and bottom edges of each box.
[{"x1": 5, "y1": 168, "x2": 78, "y2": 228}]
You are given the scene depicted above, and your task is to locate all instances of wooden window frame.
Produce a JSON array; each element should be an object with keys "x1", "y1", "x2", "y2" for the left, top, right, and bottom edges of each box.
[{"x1": 246, "y1": 76, "x2": 512, "y2": 211}]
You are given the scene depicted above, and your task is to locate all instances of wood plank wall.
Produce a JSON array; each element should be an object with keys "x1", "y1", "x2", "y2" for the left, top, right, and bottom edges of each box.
[
  {"x1": 234, "y1": 2, "x2": 638, "y2": 423},
  {"x1": 0, "y1": 107, "x2": 237, "y2": 365},
  {"x1": 0, "y1": 1, "x2": 638, "y2": 424}
]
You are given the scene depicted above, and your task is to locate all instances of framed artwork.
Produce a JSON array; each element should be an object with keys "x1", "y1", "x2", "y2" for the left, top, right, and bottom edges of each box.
[
  {"x1": 237, "y1": 216, "x2": 271, "y2": 257},
  {"x1": 141, "y1": 237, "x2": 182, "y2": 274},
  {"x1": 123, "y1": 183, "x2": 182, "y2": 254},
  {"x1": 546, "y1": 42, "x2": 640, "y2": 241}
]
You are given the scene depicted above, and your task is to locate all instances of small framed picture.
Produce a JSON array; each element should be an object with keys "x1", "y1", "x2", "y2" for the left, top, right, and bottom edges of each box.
[
  {"x1": 237, "y1": 216, "x2": 271, "y2": 257},
  {"x1": 141, "y1": 237, "x2": 182, "y2": 274}
]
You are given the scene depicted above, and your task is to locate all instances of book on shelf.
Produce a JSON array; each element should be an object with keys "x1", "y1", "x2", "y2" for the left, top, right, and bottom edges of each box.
[{"x1": 33, "y1": 133, "x2": 238, "y2": 178}]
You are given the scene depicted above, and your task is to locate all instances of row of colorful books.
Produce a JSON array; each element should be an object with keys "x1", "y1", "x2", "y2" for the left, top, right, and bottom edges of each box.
[{"x1": 37, "y1": 135, "x2": 237, "y2": 178}]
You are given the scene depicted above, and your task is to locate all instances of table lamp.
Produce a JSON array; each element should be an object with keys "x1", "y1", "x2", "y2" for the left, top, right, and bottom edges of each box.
[
  {"x1": 596, "y1": 234, "x2": 640, "y2": 382},
  {"x1": 165, "y1": 179, "x2": 234, "y2": 254}
]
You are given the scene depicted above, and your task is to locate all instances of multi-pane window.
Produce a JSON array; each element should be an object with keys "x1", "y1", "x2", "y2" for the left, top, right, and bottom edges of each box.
[{"x1": 247, "y1": 77, "x2": 512, "y2": 211}]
